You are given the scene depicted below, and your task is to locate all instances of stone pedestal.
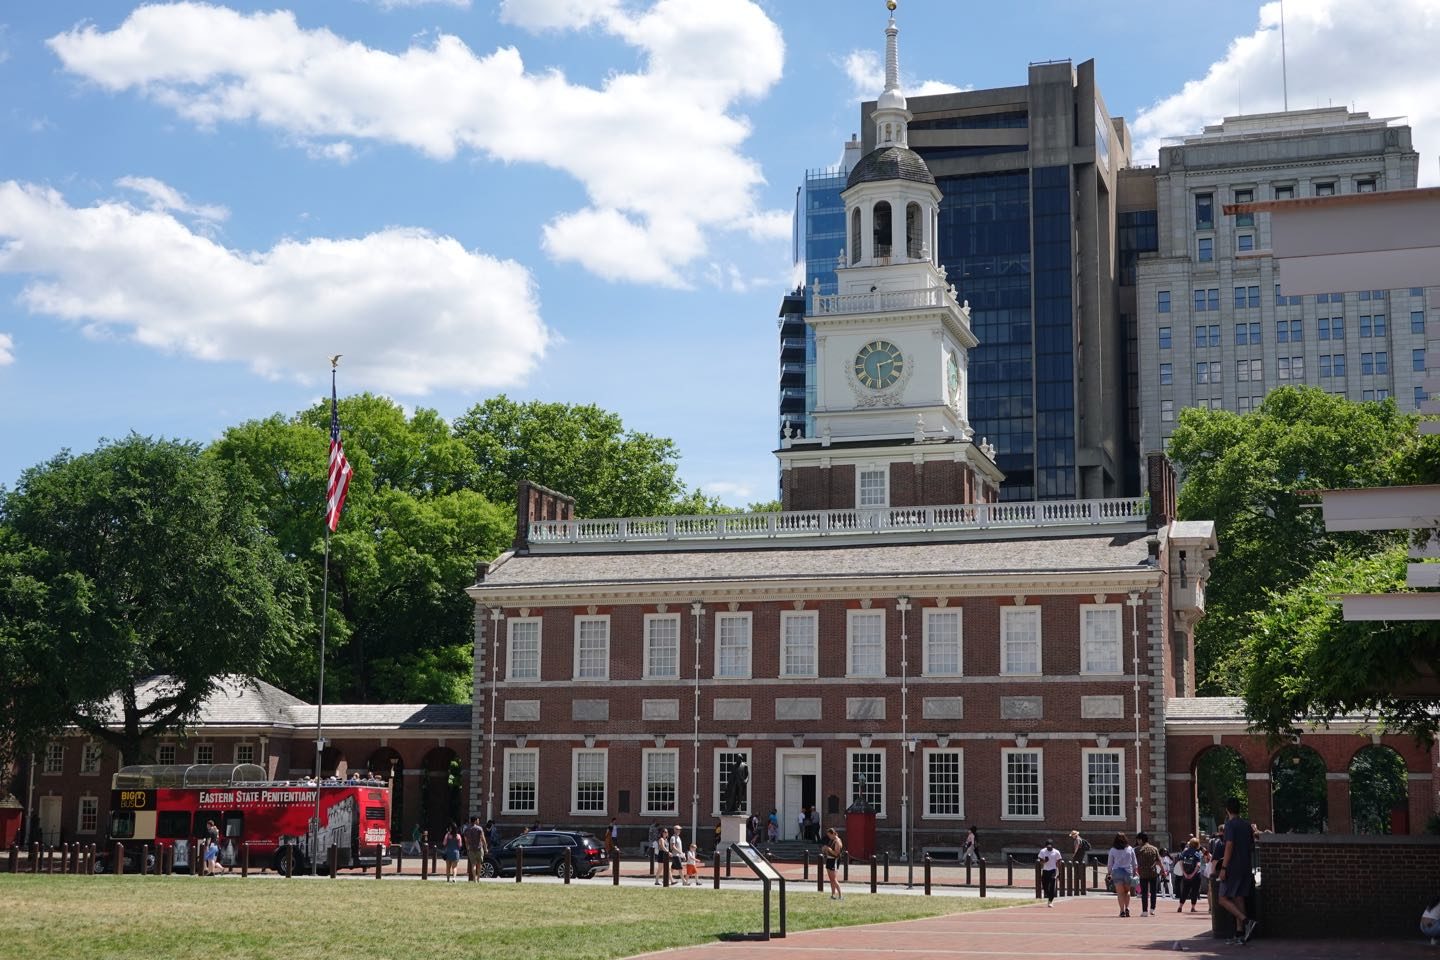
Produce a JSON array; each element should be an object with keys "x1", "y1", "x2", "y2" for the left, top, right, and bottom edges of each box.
[{"x1": 719, "y1": 814, "x2": 747, "y2": 850}]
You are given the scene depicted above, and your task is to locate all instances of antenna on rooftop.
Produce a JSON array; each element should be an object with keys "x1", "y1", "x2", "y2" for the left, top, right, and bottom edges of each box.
[{"x1": 1280, "y1": 0, "x2": 1289, "y2": 111}]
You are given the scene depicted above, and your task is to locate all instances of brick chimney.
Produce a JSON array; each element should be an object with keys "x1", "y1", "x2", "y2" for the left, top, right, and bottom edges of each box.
[
  {"x1": 1145, "y1": 452, "x2": 1177, "y2": 529},
  {"x1": 513, "y1": 480, "x2": 576, "y2": 551}
]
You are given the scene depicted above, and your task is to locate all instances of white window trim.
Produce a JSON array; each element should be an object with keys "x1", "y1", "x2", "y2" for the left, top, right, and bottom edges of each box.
[
  {"x1": 77, "y1": 795, "x2": 99, "y2": 835},
  {"x1": 194, "y1": 742, "x2": 215, "y2": 765},
  {"x1": 156, "y1": 742, "x2": 177, "y2": 766},
  {"x1": 572, "y1": 614, "x2": 611, "y2": 681},
  {"x1": 506, "y1": 617, "x2": 543, "y2": 682},
  {"x1": 1079, "y1": 603, "x2": 1125, "y2": 676},
  {"x1": 711, "y1": 748, "x2": 753, "y2": 817},
  {"x1": 856, "y1": 464, "x2": 889, "y2": 509},
  {"x1": 641, "y1": 748, "x2": 680, "y2": 816},
  {"x1": 643, "y1": 613, "x2": 681, "y2": 680},
  {"x1": 502, "y1": 748, "x2": 539, "y2": 815},
  {"x1": 1001, "y1": 747, "x2": 1044, "y2": 821},
  {"x1": 922, "y1": 608, "x2": 963, "y2": 677},
  {"x1": 1081, "y1": 747, "x2": 1126, "y2": 822},
  {"x1": 79, "y1": 742, "x2": 103, "y2": 776},
  {"x1": 846, "y1": 608, "x2": 887, "y2": 678},
  {"x1": 922, "y1": 747, "x2": 965, "y2": 820},
  {"x1": 845, "y1": 748, "x2": 887, "y2": 819},
  {"x1": 713, "y1": 611, "x2": 753, "y2": 680},
  {"x1": 570, "y1": 747, "x2": 609, "y2": 817},
  {"x1": 778, "y1": 610, "x2": 819, "y2": 679},
  {"x1": 1000, "y1": 606, "x2": 1042, "y2": 676},
  {"x1": 42, "y1": 742, "x2": 63, "y2": 775},
  {"x1": 233, "y1": 742, "x2": 256, "y2": 765}
]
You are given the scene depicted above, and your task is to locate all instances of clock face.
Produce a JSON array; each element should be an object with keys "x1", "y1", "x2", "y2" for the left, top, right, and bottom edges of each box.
[
  {"x1": 853, "y1": 340, "x2": 904, "y2": 389},
  {"x1": 946, "y1": 352, "x2": 961, "y2": 403}
]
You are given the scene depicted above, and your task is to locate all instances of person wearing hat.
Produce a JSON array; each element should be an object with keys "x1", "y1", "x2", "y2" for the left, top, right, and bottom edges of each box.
[
  {"x1": 1036, "y1": 839, "x2": 1063, "y2": 906},
  {"x1": 1069, "y1": 829, "x2": 1091, "y2": 863}
]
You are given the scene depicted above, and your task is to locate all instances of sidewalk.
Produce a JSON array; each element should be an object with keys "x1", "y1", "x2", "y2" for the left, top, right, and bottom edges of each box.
[{"x1": 630, "y1": 895, "x2": 1435, "y2": 960}]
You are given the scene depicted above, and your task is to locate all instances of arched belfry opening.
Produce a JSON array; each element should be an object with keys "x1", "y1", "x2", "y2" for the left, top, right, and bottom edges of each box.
[
  {"x1": 906, "y1": 201, "x2": 923, "y2": 259},
  {"x1": 872, "y1": 201, "x2": 892, "y2": 260},
  {"x1": 850, "y1": 208, "x2": 862, "y2": 265}
]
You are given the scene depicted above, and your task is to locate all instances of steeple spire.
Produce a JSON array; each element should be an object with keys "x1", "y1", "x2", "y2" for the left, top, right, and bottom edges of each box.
[{"x1": 873, "y1": 1, "x2": 910, "y2": 148}]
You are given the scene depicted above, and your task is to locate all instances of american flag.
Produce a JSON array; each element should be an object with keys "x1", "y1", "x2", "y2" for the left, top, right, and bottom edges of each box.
[{"x1": 325, "y1": 379, "x2": 352, "y2": 533}]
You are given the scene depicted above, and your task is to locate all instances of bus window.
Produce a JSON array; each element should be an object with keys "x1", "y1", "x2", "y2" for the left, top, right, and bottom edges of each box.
[
  {"x1": 223, "y1": 812, "x2": 244, "y2": 837},
  {"x1": 365, "y1": 806, "x2": 386, "y2": 821},
  {"x1": 110, "y1": 810, "x2": 136, "y2": 839},
  {"x1": 194, "y1": 810, "x2": 221, "y2": 837},
  {"x1": 156, "y1": 811, "x2": 190, "y2": 839}
]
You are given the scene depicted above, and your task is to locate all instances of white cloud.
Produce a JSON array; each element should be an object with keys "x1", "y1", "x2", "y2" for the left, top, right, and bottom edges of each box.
[
  {"x1": 0, "y1": 180, "x2": 549, "y2": 394},
  {"x1": 841, "y1": 49, "x2": 964, "y2": 103},
  {"x1": 0, "y1": 333, "x2": 13, "y2": 366},
  {"x1": 48, "y1": 1, "x2": 789, "y2": 286},
  {"x1": 697, "y1": 479, "x2": 753, "y2": 502},
  {"x1": 374, "y1": 0, "x2": 470, "y2": 9},
  {"x1": 1132, "y1": 0, "x2": 1440, "y2": 185},
  {"x1": 116, "y1": 175, "x2": 229, "y2": 223}
]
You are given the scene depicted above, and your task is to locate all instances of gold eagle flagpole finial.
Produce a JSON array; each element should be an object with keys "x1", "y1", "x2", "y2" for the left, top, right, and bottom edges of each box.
[
  {"x1": 887, "y1": 0, "x2": 897, "y2": 10},
  {"x1": 329, "y1": 354, "x2": 342, "y2": 369}
]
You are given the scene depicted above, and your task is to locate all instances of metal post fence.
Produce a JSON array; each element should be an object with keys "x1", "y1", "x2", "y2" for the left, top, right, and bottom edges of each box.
[
  {"x1": 869, "y1": 855, "x2": 877, "y2": 894},
  {"x1": 374, "y1": 845, "x2": 382, "y2": 879},
  {"x1": 923, "y1": 855, "x2": 931, "y2": 895},
  {"x1": 712, "y1": 852, "x2": 720, "y2": 890},
  {"x1": 802, "y1": 849, "x2": 809, "y2": 880},
  {"x1": 979, "y1": 858, "x2": 987, "y2": 898},
  {"x1": 515, "y1": 846, "x2": 524, "y2": 883},
  {"x1": 563, "y1": 847, "x2": 572, "y2": 884}
]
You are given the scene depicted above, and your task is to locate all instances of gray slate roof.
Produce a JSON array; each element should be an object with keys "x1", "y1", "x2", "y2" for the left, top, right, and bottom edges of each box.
[
  {"x1": 1165, "y1": 697, "x2": 1246, "y2": 721},
  {"x1": 283, "y1": 704, "x2": 471, "y2": 729},
  {"x1": 481, "y1": 533, "x2": 1153, "y2": 590},
  {"x1": 846, "y1": 146, "x2": 936, "y2": 189}
]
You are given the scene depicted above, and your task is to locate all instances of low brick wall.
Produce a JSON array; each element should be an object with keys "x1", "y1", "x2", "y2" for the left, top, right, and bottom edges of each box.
[{"x1": 1258, "y1": 833, "x2": 1440, "y2": 938}]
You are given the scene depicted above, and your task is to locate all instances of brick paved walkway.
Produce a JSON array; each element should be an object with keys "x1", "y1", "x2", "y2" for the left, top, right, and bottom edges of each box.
[{"x1": 630, "y1": 895, "x2": 1434, "y2": 960}]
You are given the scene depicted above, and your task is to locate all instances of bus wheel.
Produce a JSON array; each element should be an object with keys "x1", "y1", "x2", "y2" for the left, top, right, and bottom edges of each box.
[
  {"x1": 93, "y1": 858, "x2": 108, "y2": 875},
  {"x1": 273, "y1": 851, "x2": 305, "y2": 877}
]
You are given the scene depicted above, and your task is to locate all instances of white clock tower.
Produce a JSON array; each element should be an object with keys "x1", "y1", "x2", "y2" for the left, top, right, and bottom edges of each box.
[{"x1": 779, "y1": 5, "x2": 1002, "y2": 511}]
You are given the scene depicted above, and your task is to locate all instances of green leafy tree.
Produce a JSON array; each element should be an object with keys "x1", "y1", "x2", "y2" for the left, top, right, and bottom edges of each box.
[
  {"x1": 1195, "y1": 748, "x2": 1248, "y2": 835},
  {"x1": 1270, "y1": 745, "x2": 1328, "y2": 833},
  {"x1": 210, "y1": 395, "x2": 510, "y2": 704},
  {"x1": 1349, "y1": 745, "x2": 1409, "y2": 835},
  {"x1": 453, "y1": 396, "x2": 684, "y2": 518},
  {"x1": 1168, "y1": 388, "x2": 1428, "y2": 693},
  {"x1": 0, "y1": 435, "x2": 304, "y2": 765}
]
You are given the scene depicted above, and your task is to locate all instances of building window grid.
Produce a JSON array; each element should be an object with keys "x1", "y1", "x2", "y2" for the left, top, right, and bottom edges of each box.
[
  {"x1": 715, "y1": 613, "x2": 752, "y2": 679},
  {"x1": 234, "y1": 743, "x2": 255, "y2": 765},
  {"x1": 858, "y1": 468, "x2": 888, "y2": 508},
  {"x1": 572, "y1": 749, "x2": 607, "y2": 814},
  {"x1": 157, "y1": 743, "x2": 177, "y2": 765},
  {"x1": 645, "y1": 614, "x2": 680, "y2": 679},
  {"x1": 1237, "y1": 233, "x2": 1254, "y2": 253},
  {"x1": 714, "y1": 749, "x2": 752, "y2": 814},
  {"x1": 1158, "y1": 326, "x2": 1171, "y2": 350},
  {"x1": 642, "y1": 749, "x2": 679, "y2": 815},
  {"x1": 507, "y1": 619, "x2": 542, "y2": 681},
  {"x1": 1193, "y1": 288, "x2": 1220, "y2": 312},
  {"x1": 195, "y1": 744, "x2": 214, "y2": 765},
  {"x1": 1234, "y1": 189, "x2": 1254, "y2": 227},
  {"x1": 1000, "y1": 606, "x2": 1041, "y2": 675},
  {"x1": 780, "y1": 611, "x2": 818, "y2": 677},
  {"x1": 1414, "y1": 311, "x2": 1427, "y2": 334},
  {"x1": 1195, "y1": 192, "x2": 1214, "y2": 229},
  {"x1": 1159, "y1": 363, "x2": 1172, "y2": 386},
  {"x1": 1161, "y1": 399, "x2": 1174, "y2": 422},
  {"x1": 504, "y1": 749, "x2": 538, "y2": 814},
  {"x1": 80, "y1": 742, "x2": 102, "y2": 775},
  {"x1": 923, "y1": 609, "x2": 963, "y2": 676},
  {"x1": 925, "y1": 749, "x2": 964, "y2": 818},
  {"x1": 1415, "y1": 349, "x2": 1427, "y2": 372},
  {"x1": 1083, "y1": 749, "x2": 1124, "y2": 820},
  {"x1": 1197, "y1": 237, "x2": 1214, "y2": 262},
  {"x1": 43, "y1": 743, "x2": 63, "y2": 775},
  {"x1": 78, "y1": 796, "x2": 99, "y2": 835},
  {"x1": 1157, "y1": 290, "x2": 1171, "y2": 314},
  {"x1": 1002, "y1": 749, "x2": 1043, "y2": 820},
  {"x1": 1080, "y1": 605, "x2": 1123, "y2": 674},
  {"x1": 848, "y1": 749, "x2": 885, "y2": 816},
  {"x1": 574, "y1": 616, "x2": 610, "y2": 680},
  {"x1": 847, "y1": 610, "x2": 886, "y2": 678}
]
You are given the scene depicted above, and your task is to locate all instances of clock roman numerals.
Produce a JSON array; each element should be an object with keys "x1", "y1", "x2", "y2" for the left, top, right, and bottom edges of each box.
[{"x1": 852, "y1": 340, "x2": 904, "y2": 390}]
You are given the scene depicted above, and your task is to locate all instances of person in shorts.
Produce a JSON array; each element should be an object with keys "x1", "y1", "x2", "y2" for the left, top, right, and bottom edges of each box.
[
  {"x1": 1106, "y1": 832, "x2": 1137, "y2": 918},
  {"x1": 653, "y1": 827, "x2": 669, "y2": 884},
  {"x1": 821, "y1": 827, "x2": 844, "y2": 901},
  {"x1": 1214, "y1": 797, "x2": 1258, "y2": 944},
  {"x1": 462, "y1": 816, "x2": 487, "y2": 881}
]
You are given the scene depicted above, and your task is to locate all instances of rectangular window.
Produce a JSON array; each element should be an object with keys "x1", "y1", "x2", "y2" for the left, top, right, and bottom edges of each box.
[
  {"x1": 1363, "y1": 389, "x2": 1374, "y2": 401},
  {"x1": 780, "y1": 611, "x2": 818, "y2": 678},
  {"x1": 1248, "y1": 286, "x2": 1260, "y2": 308},
  {"x1": 234, "y1": 743, "x2": 255, "y2": 765},
  {"x1": 1276, "y1": 320, "x2": 1289, "y2": 344},
  {"x1": 1276, "y1": 184, "x2": 1294, "y2": 200},
  {"x1": 157, "y1": 743, "x2": 177, "y2": 766},
  {"x1": 1161, "y1": 399, "x2": 1174, "y2": 422},
  {"x1": 1417, "y1": 386, "x2": 1428, "y2": 408},
  {"x1": 858, "y1": 467, "x2": 888, "y2": 508},
  {"x1": 1237, "y1": 396, "x2": 1251, "y2": 414},
  {"x1": 714, "y1": 749, "x2": 751, "y2": 815},
  {"x1": 715, "y1": 613, "x2": 752, "y2": 679},
  {"x1": 1315, "y1": 182, "x2": 1336, "y2": 197},
  {"x1": 1333, "y1": 354, "x2": 1346, "y2": 377},
  {"x1": 1290, "y1": 319, "x2": 1303, "y2": 342},
  {"x1": 1208, "y1": 288, "x2": 1220, "y2": 312},
  {"x1": 507, "y1": 618, "x2": 542, "y2": 680},
  {"x1": 1291, "y1": 356, "x2": 1304, "y2": 379},
  {"x1": 1193, "y1": 289, "x2": 1206, "y2": 312},
  {"x1": 1234, "y1": 188, "x2": 1254, "y2": 227},
  {"x1": 645, "y1": 614, "x2": 680, "y2": 679},
  {"x1": 1414, "y1": 311, "x2": 1427, "y2": 334},
  {"x1": 574, "y1": 616, "x2": 610, "y2": 680},
  {"x1": 1084, "y1": 749, "x2": 1124, "y2": 820},
  {"x1": 1196, "y1": 362, "x2": 1219, "y2": 384},
  {"x1": 1159, "y1": 362, "x2": 1172, "y2": 386},
  {"x1": 1415, "y1": 349, "x2": 1427, "y2": 372},
  {"x1": 1234, "y1": 322, "x2": 1248, "y2": 346},
  {"x1": 1195, "y1": 192, "x2": 1214, "y2": 229},
  {"x1": 1237, "y1": 233, "x2": 1254, "y2": 253},
  {"x1": 1332, "y1": 316, "x2": 1345, "y2": 339},
  {"x1": 504, "y1": 749, "x2": 538, "y2": 814},
  {"x1": 1000, "y1": 606, "x2": 1041, "y2": 675},
  {"x1": 1376, "y1": 352, "x2": 1388, "y2": 374},
  {"x1": 1362, "y1": 353, "x2": 1374, "y2": 376},
  {"x1": 1158, "y1": 326, "x2": 1171, "y2": 349},
  {"x1": 1374, "y1": 314, "x2": 1387, "y2": 337},
  {"x1": 43, "y1": 743, "x2": 63, "y2": 774},
  {"x1": 923, "y1": 609, "x2": 962, "y2": 676},
  {"x1": 1002, "y1": 749, "x2": 1043, "y2": 820},
  {"x1": 1194, "y1": 326, "x2": 1207, "y2": 348},
  {"x1": 1081, "y1": 605, "x2": 1122, "y2": 674},
  {"x1": 1209, "y1": 325, "x2": 1220, "y2": 347},
  {"x1": 1320, "y1": 355, "x2": 1332, "y2": 378},
  {"x1": 1157, "y1": 290, "x2": 1171, "y2": 313},
  {"x1": 1197, "y1": 237, "x2": 1213, "y2": 262},
  {"x1": 1248, "y1": 322, "x2": 1261, "y2": 344},
  {"x1": 1412, "y1": 288, "x2": 1425, "y2": 298},
  {"x1": 848, "y1": 750, "x2": 885, "y2": 815},
  {"x1": 925, "y1": 749, "x2": 964, "y2": 818},
  {"x1": 1360, "y1": 290, "x2": 1372, "y2": 302},
  {"x1": 847, "y1": 610, "x2": 885, "y2": 677},
  {"x1": 78, "y1": 797, "x2": 99, "y2": 835},
  {"x1": 80, "y1": 742, "x2": 102, "y2": 775},
  {"x1": 1357, "y1": 178, "x2": 1376, "y2": 193},
  {"x1": 1361, "y1": 315, "x2": 1372, "y2": 336},
  {"x1": 642, "y1": 749, "x2": 678, "y2": 815},
  {"x1": 1237, "y1": 359, "x2": 1249, "y2": 382},
  {"x1": 195, "y1": 744, "x2": 214, "y2": 765},
  {"x1": 572, "y1": 749, "x2": 607, "y2": 814},
  {"x1": 1278, "y1": 357, "x2": 1291, "y2": 380},
  {"x1": 1234, "y1": 286, "x2": 1246, "y2": 309},
  {"x1": 1318, "y1": 317, "x2": 1330, "y2": 340}
]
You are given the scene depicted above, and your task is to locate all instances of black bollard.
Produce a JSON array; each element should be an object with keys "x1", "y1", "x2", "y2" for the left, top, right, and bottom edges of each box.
[
  {"x1": 965, "y1": 859, "x2": 972, "y2": 885},
  {"x1": 395, "y1": 842, "x2": 403, "y2": 876},
  {"x1": 328, "y1": 845, "x2": 339, "y2": 878},
  {"x1": 613, "y1": 850, "x2": 621, "y2": 886},
  {"x1": 515, "y1": 846, "x2": 524, "y2": 883},
  {"x1": 817, "y1": 855, "x2": 824, "y2": 893},
  {"x1": 30, "y1": 842, "x2": 40, "y2": 874},
  {"x1": 240, "y1": 843, "x2": 247, "y2": 878},
  {"x1": 883, "y1": 850, "x2": 890, "y2": 883},
  {"x1": 1034, "y1": 861, "x2": 1042, "y2": 898},
  {"x1": 869, "y1": 855, "x2": 877, "y2": 894},
  {"x1": 1007, "y1": 855, "x2": 1014, "y2": 887},
  {"x1": 725, "y1": 847, "x2": 732, "y2": 878},
  {"x1": 6, "y1": 846, "x2": 16, "y2": 873},
  {"x1": 923, "y1": 854, "x2": 932, "y2": 895},
  {"x1": 375, "y1": 845, "x2": 382, "y2": 880},
  {"x1": 843, "y1": 852, "x2": 850, "y2": 883},
  {"x1": 141, "y1": 844, "x2": 150, "y2": 876},
  {"x1": 979, "y1": 857, "x2": 987, "y2": 898},
  {"x1": 712, "y1": 851, "x2": 720, "y2": 890},
  {"x1": 114, "y1": 842, "x2": 125, "y2": 877},
  {"x1": 802, "y1": 849, "x2": 809, "y2": 880},
  {"x1": 563, "y1": 847, "x2": 572, "y2": 885},
  {"x1": 420, "y1": 843, "x2": 429, "y2": 880}
]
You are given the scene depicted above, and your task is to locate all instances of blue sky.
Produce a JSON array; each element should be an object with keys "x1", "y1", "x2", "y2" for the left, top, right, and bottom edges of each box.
[{"x1": 2, "y1": 0, "x2": 1437, "y2": 506}]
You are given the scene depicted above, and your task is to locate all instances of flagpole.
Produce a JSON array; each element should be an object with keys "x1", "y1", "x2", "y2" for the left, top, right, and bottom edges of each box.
[{"x1": 312, "y1": 356, "x2": 342, "y2": 875}]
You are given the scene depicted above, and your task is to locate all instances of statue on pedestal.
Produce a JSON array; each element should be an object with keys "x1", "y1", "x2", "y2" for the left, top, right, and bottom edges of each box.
[{"x1": 722, "y1": 757, "x2": 749, "y2": 816}]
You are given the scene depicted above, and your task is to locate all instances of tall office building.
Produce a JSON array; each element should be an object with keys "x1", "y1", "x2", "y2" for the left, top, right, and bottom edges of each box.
[
  {"x1": 1133, "y1": 108, "x2": 1430, "y2": 455},
  {"x1": 852, "y1": 61, "x2": 1134, "y2": 500}
]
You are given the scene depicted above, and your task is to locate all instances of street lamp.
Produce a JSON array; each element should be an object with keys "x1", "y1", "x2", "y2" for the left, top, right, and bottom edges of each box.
[
  {"x1": 896, "y1": 595, "x2": 912, "y2": 883},
  {"x1": 906, "y1": 737, "x2": 917, "y2": 888},
  {"x1": 1127, "y1": 591, "x2": 1143, "y2": 833},
  {"x1": 690, "y1": 600, "x2": 704, "y2": 850}
]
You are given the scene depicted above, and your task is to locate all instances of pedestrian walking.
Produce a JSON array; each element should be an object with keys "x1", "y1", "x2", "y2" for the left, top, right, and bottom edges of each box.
[
  {"x1": 1214, "y1": 797, "x2": 1259, "y2": 945},
  {"x1": 1159, "y1": 848, "x2": 1173, "y2": 899},
  {"x1": 669, "y1": 825, "x2": 685, "y2": 882},
  {"x1": 1068, "y1": 829, "x2": 1091, "y2": 863},
  {"x1": 1134, "y1": 831, "x2": 1160, "y2": 916},
  {"x1": 462, "y1": 816, "x2": 487, "y2": 881},
  {"x1": 1176, "y1": 837, "x2": 1203, "y2": 912},
  {"x1": 653, "y1": 827, "x2": 669, "y2": 884},
  {"x1": 442, "y1": 824, "x2": 461, "y2": 883},
  {"x1": 1106, "y1": 832, "x2": 1138, "y2": 918},
  {"x1": 1036, "y1": 840, "x2": 1063, "y2": 906},
  {"x1": 821, "y1": 827, "x2": 844, "y2": 900},
  {"x1": 684, "y1": 843, "x2": 700, "y2": 886},
  {"x1": 961, "y1": 825, "x2": 979, "y2": 866},
  {"x1": 606, "y1": 817, "x2": 619, "y2": 856}
]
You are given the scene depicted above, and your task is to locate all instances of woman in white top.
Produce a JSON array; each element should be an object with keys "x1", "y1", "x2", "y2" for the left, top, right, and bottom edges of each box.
[{"x1": 1107, "y1": 832, "x2": 1139, "y2": 918}]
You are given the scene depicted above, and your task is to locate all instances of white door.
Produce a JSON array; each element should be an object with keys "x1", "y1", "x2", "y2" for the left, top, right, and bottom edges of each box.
[
  {"x1": 39, "y1": 796, "x2": 61, "y2": 846},
  {"x1": 777, "y1": 750, "x2": 820, "y2": 840},
  {"x1": 783, "y1": 775, "x2": 805, "y2": 839}
]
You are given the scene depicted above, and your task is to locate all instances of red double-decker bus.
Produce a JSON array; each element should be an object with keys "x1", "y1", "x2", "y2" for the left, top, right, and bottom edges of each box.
[{"x1": 97, "y1": 763, "x2": 391, "y2": 875}]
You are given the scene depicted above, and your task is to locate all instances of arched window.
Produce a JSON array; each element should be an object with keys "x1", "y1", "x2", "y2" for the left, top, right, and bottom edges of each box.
[
  {"x1": 906, "y1": 202, "x2": 923, "y2": 260},
  {"x1": 1349, "y1": 745, "x2": 1408, "y2": 834},
  {"x1": 1271, "y1": 744, "x2": 1328, "y2": 833},
  {"x1": 850, "y1": 208, "x2": 861, "y2": 265},
  {"x1": 872, "y1": 201, "x2": 892, "y2": 261}
]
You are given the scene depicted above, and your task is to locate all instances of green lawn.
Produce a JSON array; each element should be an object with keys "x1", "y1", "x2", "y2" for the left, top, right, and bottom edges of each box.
[{"x1": 0, "y1": 875, "x2": 1011, "y2": 960}]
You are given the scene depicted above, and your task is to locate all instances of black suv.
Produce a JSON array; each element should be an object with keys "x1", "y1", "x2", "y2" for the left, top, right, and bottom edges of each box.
[{"x1": 481, "y1": 831, "x2": 607, "y2": 879}]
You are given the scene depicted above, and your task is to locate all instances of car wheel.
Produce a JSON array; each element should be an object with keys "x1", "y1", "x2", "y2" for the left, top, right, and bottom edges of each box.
[
  {"x1": 479, "y1": 860, "x2": 498, "y2": 878},
  {"x1": 93, "y1": 858, "x2": 108, "y2": 875},
  {"x1": 552, "y1": 858, "x2": 571, "y2": 878}
]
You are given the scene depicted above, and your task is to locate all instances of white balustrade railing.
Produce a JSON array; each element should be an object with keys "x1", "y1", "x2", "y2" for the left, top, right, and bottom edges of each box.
[
  {"x1": 812, "y1": 286, "x2": 953, "y2": 316},
  {"x1": 527, "y1": 497, "x2": 1149, "y2": 546}
]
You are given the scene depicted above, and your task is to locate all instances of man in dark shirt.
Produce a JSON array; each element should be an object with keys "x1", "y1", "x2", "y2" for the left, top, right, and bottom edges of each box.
[{"x1": 1215, "y1": 797, "x2": 1258, "y2": 944}]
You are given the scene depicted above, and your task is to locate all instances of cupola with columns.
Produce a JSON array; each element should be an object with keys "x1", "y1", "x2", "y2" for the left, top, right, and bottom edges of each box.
[{"x1": 778, "y1": 2, "x2": 1000, "y2": 512}]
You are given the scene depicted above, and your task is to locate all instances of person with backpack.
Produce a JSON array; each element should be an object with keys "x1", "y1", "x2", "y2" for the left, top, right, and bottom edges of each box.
[
  {"x1": 1069, "y1": 829, "x2": 1091, "y2": 863},
  {"x1": 1176, "y1": 837, "x2": 1204, "y2": 912}
]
